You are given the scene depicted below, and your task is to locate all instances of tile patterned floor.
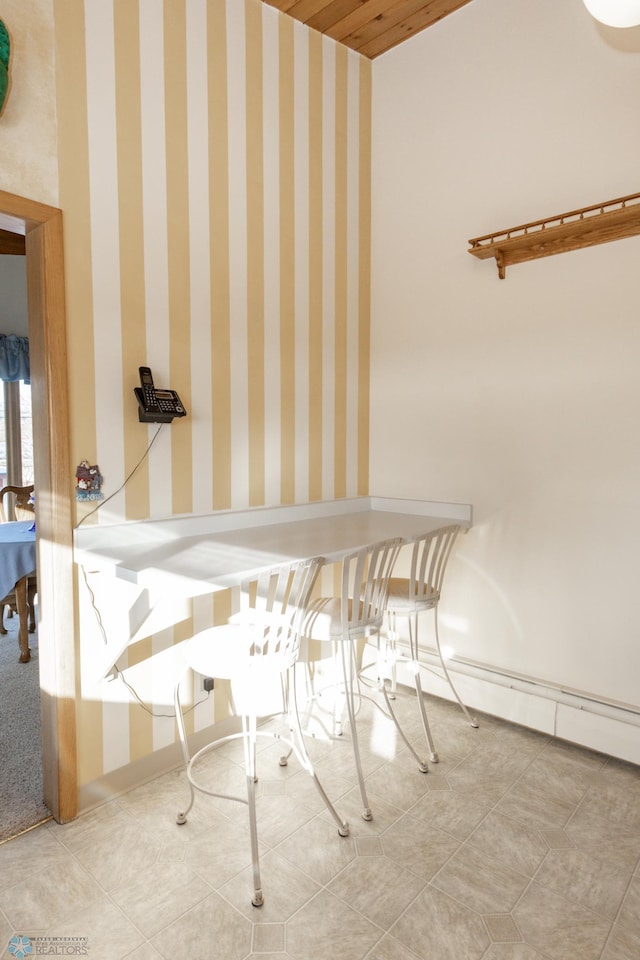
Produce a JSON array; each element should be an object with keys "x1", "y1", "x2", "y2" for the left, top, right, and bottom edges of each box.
[{"x1": 1, "y1": 688, "x2": 639, "y2": 960}]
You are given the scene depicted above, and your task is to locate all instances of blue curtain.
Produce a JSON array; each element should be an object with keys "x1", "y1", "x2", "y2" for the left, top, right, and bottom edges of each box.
[{"x1": 0, "y1": 335, "x2": 30, "y2": 383}]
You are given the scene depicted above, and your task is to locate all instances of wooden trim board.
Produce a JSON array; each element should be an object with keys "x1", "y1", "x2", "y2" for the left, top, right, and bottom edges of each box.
[{"x1": 0, "y1": 189, "x2": 76, "y2": 823}]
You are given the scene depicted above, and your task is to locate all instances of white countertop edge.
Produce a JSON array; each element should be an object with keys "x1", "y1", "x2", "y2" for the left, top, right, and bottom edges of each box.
[
  {"x1": 74, "y1": 495, "x2": 472, "y2": 555},
  {"x1": 368, "y1": 497, "x2": 472, "y2": 524}
]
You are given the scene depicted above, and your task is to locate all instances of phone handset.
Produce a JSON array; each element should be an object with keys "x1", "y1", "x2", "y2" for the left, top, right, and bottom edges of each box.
[
  {"x1": 134, "y1": 366, "x2": 187, "y2": 423},
  {"x1": 139, "y1": 366, "x2": 160, "y2": 412}
]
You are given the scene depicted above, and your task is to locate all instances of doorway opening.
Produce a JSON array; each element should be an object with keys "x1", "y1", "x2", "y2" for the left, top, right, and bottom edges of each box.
[
  {"x1": 0, "y1": 248, "x2": 31, "y2": 493},
  {"x1": 0, "y1": 189, "x2": 76, "y2": 824}
]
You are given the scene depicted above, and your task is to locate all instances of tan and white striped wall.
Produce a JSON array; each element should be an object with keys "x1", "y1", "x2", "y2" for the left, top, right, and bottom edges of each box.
[{"x1": 52, "y1": 0, "x2": 372, "y2": 795}]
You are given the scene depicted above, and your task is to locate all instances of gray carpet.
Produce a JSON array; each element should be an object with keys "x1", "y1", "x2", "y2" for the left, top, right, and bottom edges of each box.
[{"x1": 0, "y1": 612, "x2": 51, "y2": 843}]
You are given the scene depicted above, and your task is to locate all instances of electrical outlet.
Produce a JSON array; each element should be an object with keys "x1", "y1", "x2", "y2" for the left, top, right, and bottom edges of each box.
[{"x1": 203, "y1": 677, "x2": 214, "y2": 692}]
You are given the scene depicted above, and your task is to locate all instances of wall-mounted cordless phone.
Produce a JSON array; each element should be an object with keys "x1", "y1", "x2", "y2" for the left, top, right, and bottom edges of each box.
[{"x1": 134, "y1": 366, "x2": 187, "y2": 423}]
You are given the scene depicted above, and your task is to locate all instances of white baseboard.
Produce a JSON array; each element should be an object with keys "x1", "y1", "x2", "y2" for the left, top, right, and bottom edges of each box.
[
  {"x1": 77, "y1": 716, "x2": 241, "y2": 816},
  {"x1": 389, "y1": 647, "x2": 640, "y2": 766},
  {"x1": 79, "y1": 647, "x2": 640, "y2": 815}
]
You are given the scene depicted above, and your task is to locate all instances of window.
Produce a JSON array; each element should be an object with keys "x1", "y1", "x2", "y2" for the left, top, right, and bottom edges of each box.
[{"x1": 0, "y1": 379, "x2": 33, "y2": 490}]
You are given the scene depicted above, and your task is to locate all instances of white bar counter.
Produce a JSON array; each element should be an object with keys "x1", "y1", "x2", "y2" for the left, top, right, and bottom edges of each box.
[
  {"x1": 75, "y1": 496, "x2": 471, "y2": 592},
  {"x1": 74, "y1": 496, "x2": 471, "y2": 678}
]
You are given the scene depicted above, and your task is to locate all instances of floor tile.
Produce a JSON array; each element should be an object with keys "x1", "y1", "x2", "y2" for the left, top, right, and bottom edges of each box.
[
  {"x1": 115, "y1": 767, "x2": 189, "y2": 838},
  {"x1": 252, "y1": 921, "x2": 285, "y2": 952},
  {"x1": 0, "y1": 852, "x2": 105, "y2": 929},
  {"x1": 407, "y1": 783, "x2": 497, "y2": 839},
  {"x1": 150, "y1": 891, "x2": 252, "y2": 960},
  {"x1": 359, "y1": 752, "x2": 432, "y2": 812},
  {"x1": 364, "y1": 931, "x2": 425, "y2": 959},
  {"x1": 275, "y1": 813, "x2": 356, "y2": 884},
  {"x1": 601, "y1": 921, "x2": 640, "y2": 960},
  {"x1": 389, "y1": 885, "x2": 490, "y2": 960},
  {"x1": 495, "y1": 781, "x2": 577, "y2": 831},
  {"x1": 380, "y1": 812, "x2": 460, "y2": 880},
  {"x1": 467, "y1": 809, "x2": 549, "y2": 878},
  {"x1": 54, "y1": 806, "x2": 165, "y2": 893},
  {"x1": 431, "y1": 842, "x2": 529, "y2": 914},
  {"x1": 444, "y1": 737, "x2": 543, "y2": 785},
  {"x1": 120, "y1": 942, "x2": 161, "y2": 960},
  {"x1": 121, "y1": 944, "x2": 165, "y2": 959},
  {"x1": 219, "y1": 849, "x2": 323, "y2": 922},
  {"x1": 484, "y1": 914, "x2": 522, "y2": 942},
  {"x1": 327, "y1": 854, "x2": 426, "y2": 928},
  {"x1": 243, "y1": 954, "x2": 292, "y2": 959},
  {"x1": 616, "y1": 875, "x2": 640, "y2": 934},
  {"x1": 41, "y1": 900, "x2": 145, "y2": 960},
  {"x1": 513, "y1": 880, "x2": 611, "y2": 960},
  {"x1": 0, "y1": 828, "x2": 71, "y2": 894},
  {"x1": 356, "y1": 836, "x2": 383, "y2": 856},
  {"x1": 540, "y1": 828, "x2": 575, "y2": 849},
  {"x1": 109, "y1": 860, "x2": 213, "y2": 938},
  {"x1": 285, "y1": 888, "x2": 382, "y2": 960},
  {"x1": 565, "y1": 806, "x2": 640, "y2": 869},
  {"x1": 318, "y1": 784, "x2": 404, "y2": 837},
  {"x1": 0, "y1": 910, "x2": 13, "y2": 951},
  {"x1": 2, "y1": 690, "x2": 638, "y2": 960},
  {"x1": 534, "y1": 846, "x2": 634, "y2": 920},
  {"x1": 482, "y1": 946, "x2": 548, "y2": 959},
  {"x1": 184, "y1": 813, "x2": 261, "y2": 888},
  {"x1": 541, "y1": 738, "x2": 608, "y2": 776},
  {"x1": 577, "y1": 778, "x2": 640, "y2": 832},
  {"x1": 515, "y1": 753, "x2": 593, "y2": 807}
]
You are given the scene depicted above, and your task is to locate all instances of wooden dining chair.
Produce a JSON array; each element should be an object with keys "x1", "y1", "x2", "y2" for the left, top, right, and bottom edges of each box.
[
  {"x1": 0, "y1": 485, "x2": 37, "y2": 636},
  {"x1": 0, "y1": 484, "x2": 35, "y2": 522},
  {"x1": 0, "y1": 579, "x2": 38, "y2": 637}
]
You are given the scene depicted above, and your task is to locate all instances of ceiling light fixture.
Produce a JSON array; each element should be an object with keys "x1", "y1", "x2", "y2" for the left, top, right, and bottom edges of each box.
[{"x1": 583, "y1": 0, "x2": 640, "y2": 27}]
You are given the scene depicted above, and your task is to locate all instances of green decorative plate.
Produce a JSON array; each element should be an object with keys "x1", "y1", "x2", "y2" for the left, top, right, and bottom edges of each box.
[{"x1": 0, "y1": 20, "x2": 10, "y2": 116}]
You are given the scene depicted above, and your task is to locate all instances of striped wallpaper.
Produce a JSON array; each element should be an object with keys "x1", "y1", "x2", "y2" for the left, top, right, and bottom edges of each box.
[{"x1": 54, "y1": 0, "x2": 372, "y2": 787}]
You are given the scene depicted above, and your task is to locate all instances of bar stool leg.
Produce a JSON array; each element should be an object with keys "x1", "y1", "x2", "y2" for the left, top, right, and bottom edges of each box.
[
  {"x1": 243, "y1": 712, "x2": 264, "y2": 907},
  {"x1": 174, "y1": 675, "x2": 195, "y2": 825},
  {"x1": 432, "y1": 608, "x2": 478, "y2": 729},
  {"x1": 284, "y1": 668, "x2": 350, "y2": 837},
  {"x1": 342, "y1": 638, "x2": 372, "y2": 821},
  {"x1": 410, "y1": 613, "x2": 439, "y2": 762}
]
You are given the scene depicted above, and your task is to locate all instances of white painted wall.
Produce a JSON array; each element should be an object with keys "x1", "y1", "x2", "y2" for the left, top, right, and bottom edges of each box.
[
  {"x1": 370, "y1": 0, "x2": 640, "y2": 716},
  {"x1": 0, "y1": 255, "x2": 28, "y2": 335}
]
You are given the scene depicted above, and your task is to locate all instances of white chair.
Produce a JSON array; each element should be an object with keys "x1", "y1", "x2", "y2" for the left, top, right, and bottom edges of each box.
[
  {"x1": 174, "y1": 557, "x2": 349, "y2": 908},
  {"x1": 300, "y1": 537, "x2": 403, "y2": 822},
  {"x1": 378, "y1": 525, "x2": 477, "y2": 764}
]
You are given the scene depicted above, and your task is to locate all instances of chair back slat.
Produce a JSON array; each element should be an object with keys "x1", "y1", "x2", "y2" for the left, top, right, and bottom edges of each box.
[
  {"x1": 342, "y1": 537, "x2": 403, "y2": 637},
  {"x1": 409, "y1": 525, "x2": 460, "y2": 602},
  {"x1": 235, "y1": 558, "x2": 324, "y2": 666}
]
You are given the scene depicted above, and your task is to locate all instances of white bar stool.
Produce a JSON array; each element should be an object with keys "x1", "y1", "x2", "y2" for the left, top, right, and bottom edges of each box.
[
  {"x1": 173, "y1": 557, "x2": 349, "y2": 907},
  {"x1": 300, "y1": 537, "x2": 403, "y2": 822},
  {"x1": 379, "y1": 525, "x2": 478, "y2": 764}
]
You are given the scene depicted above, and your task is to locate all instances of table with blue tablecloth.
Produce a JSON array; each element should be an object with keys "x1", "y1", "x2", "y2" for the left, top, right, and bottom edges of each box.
[{"x1": 0, "y1": 520, "x2": 36, "y2": 662}]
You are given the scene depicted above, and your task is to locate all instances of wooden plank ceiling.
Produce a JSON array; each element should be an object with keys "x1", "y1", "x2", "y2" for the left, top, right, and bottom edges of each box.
[
  {"x1": 261, "y1": 0, "x2": 473, "y2": 59},
  {"x1": 0, "y1": 228, "x2": 25, "y2": 255}
]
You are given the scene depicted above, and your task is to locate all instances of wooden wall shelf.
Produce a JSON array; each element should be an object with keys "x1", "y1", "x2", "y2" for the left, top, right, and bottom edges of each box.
[{"x1": 468, "y1": 192, "x2": 640, "y2": 278}]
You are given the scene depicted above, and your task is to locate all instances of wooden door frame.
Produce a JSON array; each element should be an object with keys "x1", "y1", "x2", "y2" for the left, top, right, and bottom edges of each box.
[{"x1": 0, "y1": 189, "x2": 76, "y2": 823}]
